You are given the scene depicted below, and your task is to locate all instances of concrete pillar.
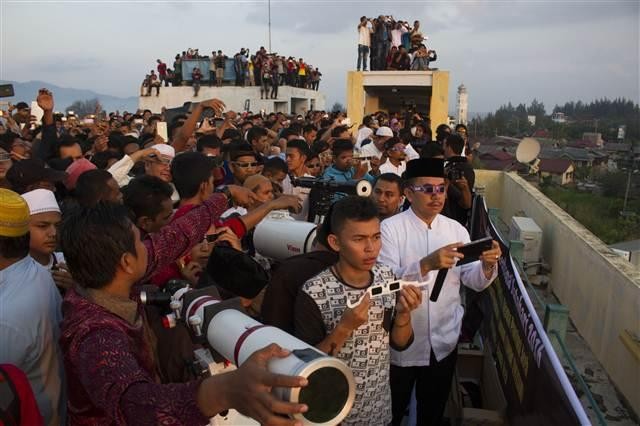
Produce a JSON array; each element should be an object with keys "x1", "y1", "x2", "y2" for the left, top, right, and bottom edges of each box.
[
  {"x1": 364, "y1": 94, "x2": 380, "y2": 115},
  {"x1": 346, "y1": 71, "x2": 365, "y2": 133},
  {"x1": 430, "y1": 71, "x2": 450, "y2": 137}
]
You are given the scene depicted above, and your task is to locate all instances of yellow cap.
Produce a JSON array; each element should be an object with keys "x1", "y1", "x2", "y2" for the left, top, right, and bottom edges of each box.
[{"x1": 0, "y1": 189, "x2": 30, "y2": 237}]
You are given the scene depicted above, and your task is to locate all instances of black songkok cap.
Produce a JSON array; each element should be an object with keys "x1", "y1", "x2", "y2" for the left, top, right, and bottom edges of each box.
[{"x1": 402, "y1": 158, "x2": 444, "y2": 179}]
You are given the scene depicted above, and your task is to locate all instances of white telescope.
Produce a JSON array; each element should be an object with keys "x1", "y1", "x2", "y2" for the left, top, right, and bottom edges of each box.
[
  {"x1": 207, "y1": 309, "x2": 356, "y2": 426},
  {"x1": 253, "y1": 211, "x2": 318, "y2": 260}
]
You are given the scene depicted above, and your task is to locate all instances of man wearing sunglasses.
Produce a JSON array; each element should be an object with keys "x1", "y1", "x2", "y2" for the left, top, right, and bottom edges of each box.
[
  {"x1": 379, "y1": 158, "x2": 501, "y2": 426},
  {"x1": 378, "y1": 137, "x2": 407, "y2": 177},
  {"x1": 229, "y1": 145, "x2": 260, "y2": 186}
]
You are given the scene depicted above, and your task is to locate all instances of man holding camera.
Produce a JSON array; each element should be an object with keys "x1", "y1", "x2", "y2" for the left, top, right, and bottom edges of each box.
[{"x1": 443, "y1": 133, "x2": 475, "y2": 226}]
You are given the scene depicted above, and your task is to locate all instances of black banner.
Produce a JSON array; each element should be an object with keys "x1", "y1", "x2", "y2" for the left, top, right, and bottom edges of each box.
[{"x1": 468, "y1": 195, "x2": 589, "y2": 425}]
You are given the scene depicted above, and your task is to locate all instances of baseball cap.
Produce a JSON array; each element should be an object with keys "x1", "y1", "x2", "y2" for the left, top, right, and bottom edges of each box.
[
  {"x1": 15, "y1": 102, "x2": 30, "y2": 110},
  {"x1": 375, "y1": 126, "x2": 394, "y2": 137},
  {"x1": 6, "y1": 159, "x2": 67, "y2": 193}
]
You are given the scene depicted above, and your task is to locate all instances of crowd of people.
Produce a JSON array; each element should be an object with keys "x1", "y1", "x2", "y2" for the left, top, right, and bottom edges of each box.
[
  {"x1": 356, "y1": 16, "x2": 437, "y2": 71},
  {"x1": 142, "y1": 47, "x2": 322, "y2": 98},
  {"x1": 0, "y1": 86, "x2": 499, "y2": 426}
]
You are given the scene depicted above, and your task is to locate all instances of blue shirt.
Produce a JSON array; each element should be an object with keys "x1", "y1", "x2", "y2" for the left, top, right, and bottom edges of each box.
[
  {"x1": 0, "y1": 256, "x2": 65, "y2": 425},
  {"x1": 323, "y1": 165, "x2": 376, "y2": 184}
]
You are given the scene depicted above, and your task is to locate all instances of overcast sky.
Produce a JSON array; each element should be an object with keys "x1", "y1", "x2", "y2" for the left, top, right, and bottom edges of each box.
[{"x1": 1, "y1": 0, "x2": 638, "y2": 114}]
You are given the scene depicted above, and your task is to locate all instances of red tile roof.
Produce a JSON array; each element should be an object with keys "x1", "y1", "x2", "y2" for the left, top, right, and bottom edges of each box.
[{"x1": 539, "y1": 158, "x2": 572, "y2": 174}]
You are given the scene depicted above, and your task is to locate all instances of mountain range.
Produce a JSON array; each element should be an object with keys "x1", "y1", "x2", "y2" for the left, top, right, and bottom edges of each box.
[{"x1": 0, "y1": 80, "x2": 138, "y2": 113}]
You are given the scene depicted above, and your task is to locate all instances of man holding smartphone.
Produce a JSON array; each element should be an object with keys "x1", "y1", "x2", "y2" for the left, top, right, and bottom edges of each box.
[{"x1": 379, "y1": 158, "x2": 501, "y2": 425}]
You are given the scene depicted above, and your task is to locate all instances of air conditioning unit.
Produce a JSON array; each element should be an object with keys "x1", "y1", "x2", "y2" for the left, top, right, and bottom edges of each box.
[{"x1": 509, "y1": 217, "x2": 542, "y2": 264}]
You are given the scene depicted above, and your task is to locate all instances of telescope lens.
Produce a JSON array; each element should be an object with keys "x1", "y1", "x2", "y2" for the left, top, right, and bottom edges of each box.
[
  {"x1": 140, "y1": 291, "x2": 171, "y2": 307},
  {"x1": 298, "y1": 366, "x2": 350, "y2": 424}
]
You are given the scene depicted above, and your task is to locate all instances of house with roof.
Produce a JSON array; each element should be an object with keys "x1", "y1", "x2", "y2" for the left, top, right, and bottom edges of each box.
[
  {"x1": 538, "y1": 158, "x2": 574, "y2": 185},
  {"x1": 477, "y1": 149, "x2": 515, "y2": 170}
]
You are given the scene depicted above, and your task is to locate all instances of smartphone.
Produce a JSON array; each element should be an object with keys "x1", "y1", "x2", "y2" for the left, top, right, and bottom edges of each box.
[
  {"x1": 156, "y1": 121, "x2": 168, "y2": 142},
  {"x1": 457, "y1": 237, "x2": 494, "y2": 265},
  {"x1": 0, "y1": 84, "x2": 14, "y2": 98},
  {"x1": 133, "y1": 118, "x2": 144, "y2": 125}
]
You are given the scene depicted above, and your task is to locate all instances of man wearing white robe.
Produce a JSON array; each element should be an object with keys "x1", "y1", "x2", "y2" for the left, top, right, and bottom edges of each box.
[{"x1": 379, "y1": 158, "x2": 501, "y2": 425}]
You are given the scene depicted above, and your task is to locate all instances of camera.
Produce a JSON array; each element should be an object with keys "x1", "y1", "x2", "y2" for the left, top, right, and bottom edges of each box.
[{"x1": 444, "y1": 158, "x2": 466, "y2": 181}]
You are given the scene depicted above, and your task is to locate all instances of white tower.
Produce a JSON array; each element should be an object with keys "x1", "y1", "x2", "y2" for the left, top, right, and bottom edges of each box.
[{"x1": 456, "y1": 84, "x2": 468, "y2": 125}]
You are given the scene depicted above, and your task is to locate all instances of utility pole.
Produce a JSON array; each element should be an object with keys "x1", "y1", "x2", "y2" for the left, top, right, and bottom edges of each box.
[{"x1": 268, "y1": 0, "x2": 272, "y2": 53}]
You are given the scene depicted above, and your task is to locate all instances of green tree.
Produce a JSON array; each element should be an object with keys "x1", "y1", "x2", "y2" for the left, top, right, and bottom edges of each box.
[
  {"x1": 331, "y1": 102, "x2": 345, "y2": 113},
  {"x1": 66, "y1": 98, "x2": 102, "y2": 117}
]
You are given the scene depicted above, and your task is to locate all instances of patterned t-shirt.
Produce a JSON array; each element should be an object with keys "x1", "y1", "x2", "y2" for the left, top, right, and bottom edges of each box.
[{"x1": 294, "y1": 263, "x2": 396, "y2": 426}]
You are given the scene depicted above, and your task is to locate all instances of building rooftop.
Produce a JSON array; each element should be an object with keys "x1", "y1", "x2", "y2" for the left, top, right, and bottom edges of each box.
[
  {"x1": 476, "y1": 170, "x2": 640, "y2": 422},
  {"x1": 539, "y1": 158, "x2": 573, "y2": 174}
]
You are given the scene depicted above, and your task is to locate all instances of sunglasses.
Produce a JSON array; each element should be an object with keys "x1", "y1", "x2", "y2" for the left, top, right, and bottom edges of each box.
[
  {"x1": 234, "y1": 161, "x2": 259, "y2": 168},
  {"x1": 409, "y1": 184, "x2": 446, "y2": 194}
]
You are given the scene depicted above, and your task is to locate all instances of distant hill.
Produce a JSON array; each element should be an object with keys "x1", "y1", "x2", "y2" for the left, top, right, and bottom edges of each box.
[{"x1": 0, "y1": 80, "x2": 138, "y2": 113}]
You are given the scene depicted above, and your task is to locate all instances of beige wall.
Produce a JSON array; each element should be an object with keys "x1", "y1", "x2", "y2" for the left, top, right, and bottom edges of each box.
[
  {"x1": 476, "y1": 170, "x2": 640, "y2": 415},
  {"x1": 345, "y1": 70, "x2": 449, "y2": 137},
  {"x1": 430, "y1": 71, "x2": 450, "y2": 135}
]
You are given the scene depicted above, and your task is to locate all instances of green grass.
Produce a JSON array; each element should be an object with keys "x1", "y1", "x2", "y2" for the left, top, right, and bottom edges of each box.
[{"x1": 541, "y1": 186, "x2": 640, "y2": 244}]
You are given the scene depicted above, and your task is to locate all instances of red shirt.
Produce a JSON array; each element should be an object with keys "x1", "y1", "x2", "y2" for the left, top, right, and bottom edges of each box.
[
  {"x1": 157, "y1": 62, "x2": 167, "y2": 76},
  {"x1": 59, "y1": 194, "x2": 229, "y2": 424}
]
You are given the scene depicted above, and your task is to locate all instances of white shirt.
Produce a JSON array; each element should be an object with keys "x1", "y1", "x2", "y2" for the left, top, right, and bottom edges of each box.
[
  {"x1": 379, "y1": 209, "x2": 497, "y2": 366},
  {"x1": 355, "y1": 127, "x2": 374, "y2": 149},
  {"x1": 282, "y1": 174, "x2": 313, "y2": 221},
  {"x1": 378, "y1": 160, "x2": 406, "y2": 177},
  {"x1": 390, "y1": 27, "x2": 407, "y2": 48},
  {"x1": 360, "y1": 141, "x2": 384, "y2": 159},
  {"x1": 358, "y1": 24, "x2": 372, "y2": 47},
  {"x1": 405, "y1": 143, "x2": 420, "y2": 161}
]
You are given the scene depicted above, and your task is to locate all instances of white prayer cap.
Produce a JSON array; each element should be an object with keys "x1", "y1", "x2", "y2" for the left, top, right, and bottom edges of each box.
[
  {"x1": 154, "y1": 143, "x2": 175, "y2": 159},
  {"x1": 21, "y1": 189, "x2": 61, "y2": 216}
]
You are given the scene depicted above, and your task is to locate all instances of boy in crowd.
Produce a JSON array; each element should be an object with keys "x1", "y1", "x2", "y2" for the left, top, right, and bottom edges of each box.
[
  {"x1": 282, "y1": 140, "x2": 313, "y2": 221},
  {"x1": 294, "y1": 196, "x2": 422, "y2": 425},
  {"x1": 21, "y1": 189, "x2": 74, "y2": 291},
  {"x1": 378, "y1": 137, "x2": 408, "y2": 176},
  {"x1": 323, "y1": 139, "x2": 377, "y2": 184}
]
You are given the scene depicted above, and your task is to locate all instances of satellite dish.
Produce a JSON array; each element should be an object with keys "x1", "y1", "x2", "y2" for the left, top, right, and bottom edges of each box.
[
  {"x1": 516, "y1": 138, "x2": 541, "y2": 163},
  {"x1": 515, "y1": 138, "x2": 541, "y2": 174}
]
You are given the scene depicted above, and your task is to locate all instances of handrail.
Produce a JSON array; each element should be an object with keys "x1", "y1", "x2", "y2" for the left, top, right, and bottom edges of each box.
[{"x1": 550, "y1": 330, "x2": 608, "y2": 426}]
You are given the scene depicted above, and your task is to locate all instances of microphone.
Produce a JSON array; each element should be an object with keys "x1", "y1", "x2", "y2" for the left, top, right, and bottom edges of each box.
[{"x1": 429, "y1": 268, "x2": 448, "y2": 302}]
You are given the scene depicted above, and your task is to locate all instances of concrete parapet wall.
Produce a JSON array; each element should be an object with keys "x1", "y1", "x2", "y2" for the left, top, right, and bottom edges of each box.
[
  {"x1": 476, "y1": 169, "x2": 640, "y2": 415},
  {"x1": 138, "y1": 86, "x2": 325, "y2": 114}
]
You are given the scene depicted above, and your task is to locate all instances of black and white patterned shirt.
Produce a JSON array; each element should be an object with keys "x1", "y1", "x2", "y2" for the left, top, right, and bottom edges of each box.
[{"x1": 294, "y1": 263, "x2": 396, "y2": 426}]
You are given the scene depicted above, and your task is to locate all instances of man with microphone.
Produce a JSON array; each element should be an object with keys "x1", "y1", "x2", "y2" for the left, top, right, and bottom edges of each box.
[{"x1": 379, "y1": 158, "x2": 501, "y2": 425}]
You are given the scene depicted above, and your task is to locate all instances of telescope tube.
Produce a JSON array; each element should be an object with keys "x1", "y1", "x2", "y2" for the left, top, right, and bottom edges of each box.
[{"x1": 207, "y1": 309, "x2": 355, "y2": 425}]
